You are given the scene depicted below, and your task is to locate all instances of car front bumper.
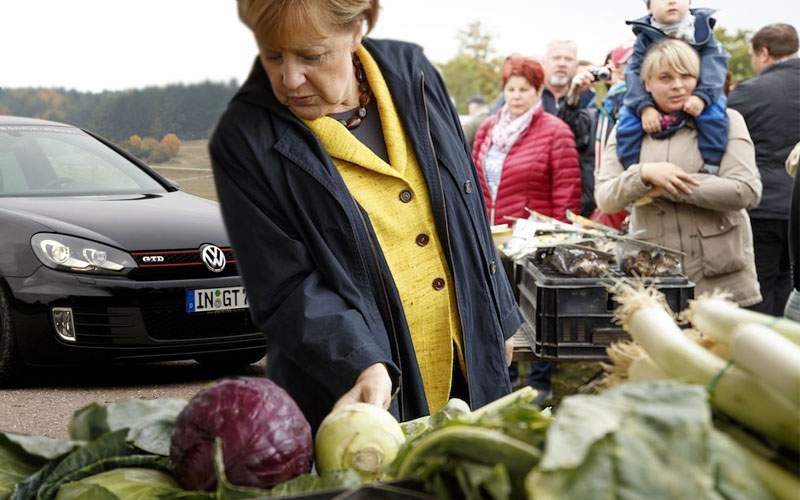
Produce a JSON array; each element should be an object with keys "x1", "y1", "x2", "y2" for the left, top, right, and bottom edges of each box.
[{"x1": 5, "y1": 266, "x2": 266, "y2": 366}]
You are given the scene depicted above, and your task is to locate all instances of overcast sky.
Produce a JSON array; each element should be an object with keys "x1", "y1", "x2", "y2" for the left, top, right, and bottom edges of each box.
[{"x1": 2, "y1": 1, "x2": 798, "y2": 92}]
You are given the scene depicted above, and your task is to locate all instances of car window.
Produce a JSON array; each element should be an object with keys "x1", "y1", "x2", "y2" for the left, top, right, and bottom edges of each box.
[
  {"x1": 0, "y1": 125, "x2": 167, "y2": 197},
  {"x1": 39, "y1": 137, "x2": 141, "y2": 191},
  {"x1": 0, "y1": 151, "x2": 28, "y2": 194}
]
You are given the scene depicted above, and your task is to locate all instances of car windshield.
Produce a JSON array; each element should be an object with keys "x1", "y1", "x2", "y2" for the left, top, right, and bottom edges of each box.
[{"x1": 0, "y1": 125, "x2": 168, "y2": 197}]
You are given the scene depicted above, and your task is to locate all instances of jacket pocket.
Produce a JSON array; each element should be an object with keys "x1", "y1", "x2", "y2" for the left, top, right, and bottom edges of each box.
[{"x1": 697, "y1": 214, "x2": 747, "y2": 277}]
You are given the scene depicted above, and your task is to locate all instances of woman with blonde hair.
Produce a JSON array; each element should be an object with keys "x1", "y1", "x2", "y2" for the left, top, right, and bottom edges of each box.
[
  {"x1": 210, "y1": 0, "x2": 522, "y2": 429},
  {"x1": 596, "y1": 39, "x2": 762, "y2": 304}
]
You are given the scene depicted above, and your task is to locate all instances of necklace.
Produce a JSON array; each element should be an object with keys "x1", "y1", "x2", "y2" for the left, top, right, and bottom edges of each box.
[{"x1": 337, "y1": 54, "x2": 371, "y2": 130}]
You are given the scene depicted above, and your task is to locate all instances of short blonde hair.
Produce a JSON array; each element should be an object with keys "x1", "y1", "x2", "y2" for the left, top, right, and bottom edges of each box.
[
  {"x1": 238, "y1": 0, "x2": 379, "y2": 45},
  {"x1": 641, "y1": 39, "x2": 700, "y2": 83}
]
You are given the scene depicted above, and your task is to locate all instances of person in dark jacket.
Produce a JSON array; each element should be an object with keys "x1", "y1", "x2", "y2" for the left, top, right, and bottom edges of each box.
[
  {"x1": 618, "y1": 2, "x2": 730, "y2": 173},
  {"x1": 541, "y1": 40, "x2": 599, "y2": 218},
  {"x1": 729, "y1": 23, "x2": 800, "y2": 315},
  {"x1": 211, "y1": 0, "x2": 522, "y2": 431},
  {"x1": 785, "y1": 142, "x2": 800, "y2": 321}
]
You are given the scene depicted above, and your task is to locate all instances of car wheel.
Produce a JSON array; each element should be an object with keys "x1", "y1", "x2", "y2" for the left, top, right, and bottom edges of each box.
[
  {"x1": 0, "y1": 285, "x2": 23, "y2": 387},
  {"x1": 194, "y1": 349, "x2": 265, "y2": 372}
]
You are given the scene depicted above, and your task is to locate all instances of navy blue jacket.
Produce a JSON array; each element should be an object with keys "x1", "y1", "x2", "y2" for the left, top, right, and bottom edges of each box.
[
  {"x1": 209, "y1": 38, "x2": 523, "y2": 431},
  {"x1": 624, "y1": 8, "x2": 729, "y2": 114},
  {"x1": 729, "y1": 58, "x2": 800, "y2": 220},
  {"x1": 541, "y1": 88, "x2": 597, "y2": 216}
]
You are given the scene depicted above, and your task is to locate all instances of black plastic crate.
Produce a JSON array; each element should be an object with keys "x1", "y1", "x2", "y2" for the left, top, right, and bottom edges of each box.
[{"x1": 518, "y1": 259, "x2": 694, "y2": 360}]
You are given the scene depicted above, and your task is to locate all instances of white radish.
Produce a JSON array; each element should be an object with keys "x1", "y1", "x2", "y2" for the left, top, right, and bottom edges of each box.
[
  {"x1": 688, "y1": 296, "x2": 800, "y2": 346},
  {"x1": 729, "y1": 323, "x2": 800, "y2": 406}
]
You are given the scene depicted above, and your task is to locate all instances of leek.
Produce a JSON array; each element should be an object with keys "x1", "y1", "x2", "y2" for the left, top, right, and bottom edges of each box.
[
  {"x1": 613, "y1": 284, "x2": 800, "y2": 450},
  {"x1": 729, "y1": 323, "x2": 800, "y2": 406},
  {"x1": 687, "y1": 296, "x2": 800, "y2": 346}
]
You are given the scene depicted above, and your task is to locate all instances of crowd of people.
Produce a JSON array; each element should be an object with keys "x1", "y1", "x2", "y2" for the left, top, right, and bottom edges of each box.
[
  {"x1": 211, "y1": 0, "x2": 799, "y2": 428},
  {"x1": 459, "y1": 7, "x2": 800, "y2": 320},
  {"x1": 456, "y1": 1, "x2": 799, "y2": 395}
]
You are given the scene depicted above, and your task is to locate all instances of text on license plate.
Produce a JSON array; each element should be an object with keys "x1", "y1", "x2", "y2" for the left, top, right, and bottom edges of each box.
[{"x1": 186, "y1": 286, "x2": 248, "y2": 313}]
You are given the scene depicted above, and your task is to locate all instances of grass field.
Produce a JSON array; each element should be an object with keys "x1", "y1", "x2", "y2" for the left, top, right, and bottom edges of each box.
[{"x1": 150, "y1": 139, "x2": 217, "y2": 201}]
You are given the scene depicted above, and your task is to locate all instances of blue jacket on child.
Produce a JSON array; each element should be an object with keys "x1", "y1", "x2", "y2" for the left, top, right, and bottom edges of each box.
[
  {"x1": 624, "y1": 8, "x2": 729, "y2": 114},
  {"x1": 616, "y1": 8, "x2": 730, "y2": 169}
]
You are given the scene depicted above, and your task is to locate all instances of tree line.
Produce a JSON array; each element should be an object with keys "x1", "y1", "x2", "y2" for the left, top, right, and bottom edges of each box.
[
  {"x1": 438, "y1": 23, "x2": 755, "y2": 115},
  {"x1": 0, "y1": 25, "x2": 754, "y2": 137},
  {"x1": 0, "y1": 80, "x2": 239, "y2": 142}
]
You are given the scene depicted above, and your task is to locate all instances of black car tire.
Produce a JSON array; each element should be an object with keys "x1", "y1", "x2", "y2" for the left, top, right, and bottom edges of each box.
[
  {"x1": 194, "y1": 349, "x2": 265, "y2": 372},
  {"x1": 0, "y1": 285, "x2": 23, "y2": 387}
]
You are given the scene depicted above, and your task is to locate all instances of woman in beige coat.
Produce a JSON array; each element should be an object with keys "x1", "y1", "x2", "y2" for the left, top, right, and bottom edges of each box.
[{"x1": 595, "y1": 39, "x2": 762, "y2": 306}]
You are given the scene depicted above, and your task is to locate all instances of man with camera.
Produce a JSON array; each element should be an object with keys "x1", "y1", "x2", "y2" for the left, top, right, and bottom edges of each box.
[
  {"x1": 541, "y1": 40, "x2": 600, "y2": 114},
  {"x1": 541, "y1": 40, "x2": 606, "y2": 219}
]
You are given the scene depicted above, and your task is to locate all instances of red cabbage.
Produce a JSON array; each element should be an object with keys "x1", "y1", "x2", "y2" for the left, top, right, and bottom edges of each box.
[{"x1": 170, "y1": 377, "x2": 313, "y2": 490}]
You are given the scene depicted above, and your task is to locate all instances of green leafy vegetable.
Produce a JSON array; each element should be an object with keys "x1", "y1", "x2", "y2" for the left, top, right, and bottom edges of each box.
[
  {"x1": 0, "y1": 434, "x2": 47, "y2": 499},
  {"x1": 212, "y1": 439, "x2": 361, "y2": 499},
  {"x1": 70, "y1": 399, "x2": 186, "y2": 456},
  {"x1": 389, "y1": 389, "x2": 548, "y2": 499},
  {"x1": 3, "y1": 434, "x2": 83, "y2": 461},
  {"x1": 526, "y1": 381, "x2": 774, "y2": 500},
  {"x1": 55, "y1": 468, "x2": 182, "y2": 500},
  {"x1": 267, "y1": 470, "x2": 362, "y2": 497},
  {"x1": 34, "y1": 429, "x2": 172, "y2": 500},
  {"x1": 56, "y1": 483, "x2": 118, "y2": 500}
]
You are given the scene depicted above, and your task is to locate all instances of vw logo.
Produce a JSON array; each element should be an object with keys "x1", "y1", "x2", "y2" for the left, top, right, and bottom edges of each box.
[{"x1": 201, "y1": 244, "x2": 226, "y2": 273}]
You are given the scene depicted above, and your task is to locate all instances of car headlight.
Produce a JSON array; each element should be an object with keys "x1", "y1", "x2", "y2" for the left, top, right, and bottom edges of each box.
[{"x1": 31, "y1": 233, "x2": 136, "y2": 275}]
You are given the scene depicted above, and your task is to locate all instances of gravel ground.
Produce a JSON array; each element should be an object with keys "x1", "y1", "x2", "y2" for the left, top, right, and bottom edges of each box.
[{"x1": 0, "y1": 359, "x2": 265, "y2": 437}]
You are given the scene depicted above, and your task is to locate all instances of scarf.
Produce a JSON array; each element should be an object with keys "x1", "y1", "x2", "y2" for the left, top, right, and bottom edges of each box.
[
  {"x1": 650, "y1": 111, "x2": 690, "y2": 140},
  {"x1": 652, "y1": 13, "x2": 696, "y2": 43},
  {"x1": 620, "y1": 111, "x2": 692, "y2": 171},
  {"x1": 490, "y1": 103, "x2": 536, "y2": 153}
]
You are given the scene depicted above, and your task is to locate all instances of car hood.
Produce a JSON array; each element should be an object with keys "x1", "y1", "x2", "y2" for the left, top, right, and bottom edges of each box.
[{"x1": 0, "y1": 192, "x2": 231, "y2": 251}]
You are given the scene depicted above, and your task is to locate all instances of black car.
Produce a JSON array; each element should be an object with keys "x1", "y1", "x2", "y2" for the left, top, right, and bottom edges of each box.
[{"x1": 0, "y1": 116, "x2": 265, "y2": 385}]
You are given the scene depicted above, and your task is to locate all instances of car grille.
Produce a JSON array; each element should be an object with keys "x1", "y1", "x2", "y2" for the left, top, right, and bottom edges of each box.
[
  {"x1": 141, "y1": 303, "x2": 258, "y2": 341},
  {"x1": 70, "y1": 294, "x2": 259, "y2": 343},
  {"x1": 128, "y1": 247, "x2": 239, "y2": 280}
]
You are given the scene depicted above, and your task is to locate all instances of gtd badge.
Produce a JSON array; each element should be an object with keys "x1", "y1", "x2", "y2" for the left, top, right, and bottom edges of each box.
[
  {"x1": 141, "y1": 255, "x2": 165, "y2": 263},
  {"x1": 201, "y1": 244, "x2": 226, "y2": 273}
]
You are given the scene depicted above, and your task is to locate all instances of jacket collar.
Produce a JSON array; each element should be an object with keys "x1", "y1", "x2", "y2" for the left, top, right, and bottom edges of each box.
[
  {"x1": 302, "y1": 45, "x2": 408, "y2": 180},
  {"x1": 229, "y1": 39, "x2": 449, "y2": 189},
  {"x1": 759, "y1": 56, "x2": 800, "y2": 77},
  {"x1": 626, "y1": 8, "x2": 716, "y2": 46}
]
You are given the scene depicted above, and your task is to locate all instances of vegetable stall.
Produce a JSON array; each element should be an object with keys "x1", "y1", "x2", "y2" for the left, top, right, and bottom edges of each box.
[
  {"x1": 1, "y1": 211, "x2": 798, "y2": 499},
  {"x1": 2, "y1": 285, "x2": 798, "y2": 499}
]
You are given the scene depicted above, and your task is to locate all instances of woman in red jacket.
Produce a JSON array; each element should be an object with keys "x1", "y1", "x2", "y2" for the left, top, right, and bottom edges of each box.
[{"x1": 473, "y1": 56, "x2": 582, "y2": 225}]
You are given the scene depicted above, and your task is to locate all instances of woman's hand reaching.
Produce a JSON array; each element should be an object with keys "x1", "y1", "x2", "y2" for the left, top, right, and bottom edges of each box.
[
  {"x1": 640, "y1": 162, "x2": 700, "y2": 197},
  {"x1": 334, "y1": 363, "x2": 393, "y2": 410},
  {"x1": 505, "y1": 337, "x2": 514, "y2": 367}
]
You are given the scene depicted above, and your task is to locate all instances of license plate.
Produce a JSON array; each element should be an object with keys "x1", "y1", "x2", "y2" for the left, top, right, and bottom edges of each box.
[{"x1": 186, "y1": 286, "x2": 248, "y2": 313}]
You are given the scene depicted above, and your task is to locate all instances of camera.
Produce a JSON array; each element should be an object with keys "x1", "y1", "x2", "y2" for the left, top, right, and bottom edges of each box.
[{"x1": 588, "y1": 67, "x2": 611, "y2": 82}]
